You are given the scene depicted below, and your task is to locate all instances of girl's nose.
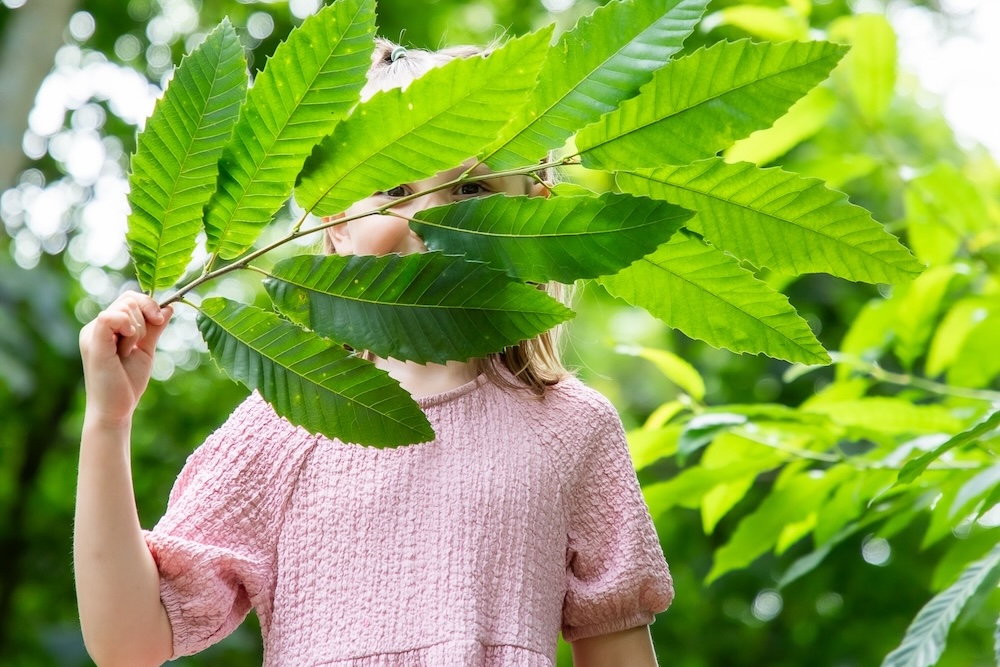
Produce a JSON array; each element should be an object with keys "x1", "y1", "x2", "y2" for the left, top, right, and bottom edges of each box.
[{"x1": 400, "y1": 189, "x2": 449, "y2": 214}]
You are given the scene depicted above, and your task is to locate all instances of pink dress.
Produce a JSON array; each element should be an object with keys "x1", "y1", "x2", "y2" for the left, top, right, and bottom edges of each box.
[{"x1": 144, "y1": 373, "x2": 674, "y2": 666}]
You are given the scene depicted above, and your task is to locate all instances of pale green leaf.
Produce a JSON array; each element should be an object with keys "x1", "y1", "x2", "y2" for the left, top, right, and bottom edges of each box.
[
  {"x1": 835, "y1": 299, "x2": 895, "y2": 380},
  {"x1": 950, "y1": 463, "x2": 1000, "y2": 519},
  {"x1": 701, "y1": 477, "x2": 755, "y2": 533},
  {"x1": 127, "y1": 20, "x2": 246, "y2": 291},
  {"x1": 725, "y1": 86, "x2": 837, "y2": 165},
  {"x1": 295, "y1": 28, "x2": 552, "y2": 216},
  {"x1": 628, "y1": 425, "x2": 682, "y2": 470},
  {"x1": 790, "y1": 153, "x2": 879, "y2": 189},
  {"x1": 947, "y1": 314, "x2": 1000, "y2": 388},
  {"x1": 897, "y1": 409, "x2": 1000, "y2": 485},
  {"x1": 803, "y1": 397, "x2": 965, "y2": 436},
  {"x1": 829, "y1": 14, "x2": 897, "y2": 127},
  {"x1": 707, "y1": 466, "x2": 851, "y2": 583},
  {"x1": 204, "y1": 0, "x2": 375, "y2": 259},
  {"x1": 483, "y1": 0, "x2": 710, "y2": 170},
  {"x1": 881, "y1": 543, "x2": 1000, "y2": 667},
  {"x1": 617, "y1": 161, "x2": 924, "y2": 283},
  {"x1": 615, "y1": 344, "x2": 706, "y2": 401},
  {"x1": 926, "y1": 297, "x2": 997, "y2": 377},
  {"x1": 891, "y1": 265, "x2": 958, "y2": 369},
  {"x1": 678, "y1": 412, "x2": 747, "y2": 462},
  {"x1": 904, "y1": 163, "x2": 990, "y2": 266},
  {"x1": 264, "y1": 253, "x2": 573, "y2": 365},
  {"x1": 707, "y1": 5, "x2": 809, "y2": 41},
  {"x1": 643, "y1": 401, "x2": 688, "y2": 429},
  {"x1": 599, "y1": 232, "x2": 830, "y2": 364},
  {"x1": 412, "y1": 193, "x2": 691, "y2": 282},
  {"x1": 577, "y1": 39, "x2": 846, "y2": 170},
  {"x1": 196, "y1": 297, "x2": 431, "y2": 447}
]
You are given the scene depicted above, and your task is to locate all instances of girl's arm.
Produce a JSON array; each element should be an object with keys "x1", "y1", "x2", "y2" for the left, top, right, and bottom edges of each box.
[
  {"x1": 74, "y1": 292, "x2": 174, "y2": 667},
  {"x1": 571, "y1": 625, "x2": 659, "y2": 667}
]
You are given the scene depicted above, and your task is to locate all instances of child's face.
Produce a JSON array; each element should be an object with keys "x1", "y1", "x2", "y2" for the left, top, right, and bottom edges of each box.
[{"x1": 327, "y1": 159, "x2": 546, "y2": 256}]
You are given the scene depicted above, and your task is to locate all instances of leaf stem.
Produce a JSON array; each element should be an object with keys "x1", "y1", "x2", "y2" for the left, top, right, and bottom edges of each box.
[
  {"x1": 158, "y1": 156, "x2": 577, "y2": 307},
  {"x1": 833, "y1": 353, "x2": 1000, "y2": 403}
]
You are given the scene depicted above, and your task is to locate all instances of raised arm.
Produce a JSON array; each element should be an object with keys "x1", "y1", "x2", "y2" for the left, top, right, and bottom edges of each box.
[{"x1": 75, "y1": 291, "x2": 174, "y2": 667}]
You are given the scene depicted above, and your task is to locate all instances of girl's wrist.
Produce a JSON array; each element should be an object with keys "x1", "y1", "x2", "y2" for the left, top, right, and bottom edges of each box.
[{"x1": 82, "y1": 411, "x2": 134, "y2": 437}]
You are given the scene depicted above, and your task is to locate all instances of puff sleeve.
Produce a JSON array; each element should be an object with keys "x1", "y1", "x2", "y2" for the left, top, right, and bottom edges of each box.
[
  {"x1": 561, "y1": 397, "x2": 674, "y2": 642},
  {"x1": 143, "y1": 392, "x2": 316, "y2": 657}
]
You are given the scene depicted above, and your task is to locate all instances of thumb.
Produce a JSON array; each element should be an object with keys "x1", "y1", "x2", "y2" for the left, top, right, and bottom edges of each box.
[{"x1": 135, "y1": 305, "x2": 173, "y2": 356}]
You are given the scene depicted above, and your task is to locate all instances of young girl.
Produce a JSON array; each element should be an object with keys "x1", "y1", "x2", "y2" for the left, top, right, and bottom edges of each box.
[{"x1": 75, "y1": 38, "x2": 674, "y2": 667}]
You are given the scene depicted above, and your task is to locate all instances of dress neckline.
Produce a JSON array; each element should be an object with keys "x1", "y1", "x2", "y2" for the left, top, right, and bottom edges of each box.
[{"x1": 415, "y1": 374, "x2": 488, "y2": 409}]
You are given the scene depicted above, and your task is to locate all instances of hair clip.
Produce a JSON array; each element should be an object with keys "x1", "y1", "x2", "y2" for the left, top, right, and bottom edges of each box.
[{"x1": 390, "y1": 45, "x2": 407, "y2": 63}]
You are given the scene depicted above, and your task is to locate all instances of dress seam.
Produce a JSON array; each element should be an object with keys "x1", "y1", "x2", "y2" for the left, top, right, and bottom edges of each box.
[{"x1": 308, "y1": 637, "x2": 553, "y2": 665}]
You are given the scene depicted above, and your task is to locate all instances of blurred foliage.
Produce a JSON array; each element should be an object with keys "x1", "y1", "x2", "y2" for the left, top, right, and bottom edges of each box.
[{"x1": 1, "y1": 0, "x2": 999, "y2": 666}]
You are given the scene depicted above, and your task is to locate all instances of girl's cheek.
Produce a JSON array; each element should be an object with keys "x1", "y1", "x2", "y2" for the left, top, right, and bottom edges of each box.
[{"x1": 354, "y1": 217, "x2": 415, "y2": 255}]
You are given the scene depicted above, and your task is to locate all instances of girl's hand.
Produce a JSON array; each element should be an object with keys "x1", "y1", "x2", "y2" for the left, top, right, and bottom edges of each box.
[{"x1": 79, "y1": 291, "x2": 173, "y2": 427}]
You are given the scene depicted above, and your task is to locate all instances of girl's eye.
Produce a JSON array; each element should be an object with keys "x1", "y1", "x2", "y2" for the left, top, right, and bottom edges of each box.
[
  {"x1": 377, "y1": 186, "x2": 408, "y2": 198},
  {"x1": 457, "y1": 182, "x2": 489, "y2": 196}
]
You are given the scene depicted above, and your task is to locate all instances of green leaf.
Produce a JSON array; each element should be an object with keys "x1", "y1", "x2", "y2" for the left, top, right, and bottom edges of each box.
[
  {"x1": 599, "y1": 233, "x2": 830, "y2": 364},
  {"x1": 615, "y1": 344, "x2": 706, "y2": 401},
  {"x1": 829, "y1": 14, "x2": 897, "y2": 127},
  {"x1": 264, "y1": 253, "x2": 574, "y2": 365},
  {"x1": 126, "y1": 20, "x2": 246, "y2": 291},
  {"x1": 677, "y1": 412, "x2": 747, "y2": 463},
  {"x1": 707, "y1": 465, "x2": 850, "y2": 583},
  {"x1": 725, "y1": 86, "x2": 837, "y2": 165},
  {"x1": 295, "y1": 28, "x2": 552, "y2": 217},
  {"x1": 701, "y1": 477, "x2": 755, "y2": 533},
  {"x1": 835, "y1": 299, "x2": 895, "y2": 380},
  {"x1": 904, "y1": 164, "x2": 990, "y2": 266},
  {"x1": 576, "y1": 39, "x2": 846, "y2": 170},
  {"x1": 803, "y1": 398, "x2": 964, "y2": 436},
  {"x1": 617, "y1": 161, "x2": 924, "y2": 283},
  {"x1": 628, "y1": 425, "x2": 681, "y2": 471},
  {"x1": 897, "y1": 409, "x2": 1000, "y2": 485},
  {"x1": 411, "y1": 193, "x2": 691, "y2": 282},
  {"x1": 950, "y1": 463, "x2": 1000, "y2": 519},
  {"x1": 204, "y1": 0, "x2": 376, "y2": 259},
  {"x1": 196, "y1": 297, "x2": 431, "y2": 447},
  {"x1": 926, "y1": 297, "x2": 997, "y2": 377},
  {"x1": 881, "y1": 543, "x2": 1000, "y2": 667},
  {"x1": 707, "y1": 5, "x2": 809, "y2": 41},
  {"x1": 891, "y1": 265, "x2": 957, "y2": 370},
  {"x1": 946, "y1": 313, "x2": 1000, "y2": 389},
  {"x1": 483, "y1": 0, "x2": 710, "y2": 170}
]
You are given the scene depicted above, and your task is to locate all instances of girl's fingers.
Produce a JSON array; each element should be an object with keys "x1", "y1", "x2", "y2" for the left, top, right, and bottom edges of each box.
[{"x1": 135, "y1": 305, "x2": 173, "y2": 356}]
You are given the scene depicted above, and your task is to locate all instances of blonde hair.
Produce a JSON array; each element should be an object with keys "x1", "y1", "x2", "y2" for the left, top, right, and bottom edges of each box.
[{"x1": 328, "y1": 37, "x2": 573, "y2": 395}]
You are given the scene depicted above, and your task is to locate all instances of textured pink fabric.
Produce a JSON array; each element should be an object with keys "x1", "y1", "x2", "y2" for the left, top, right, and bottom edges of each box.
[{"x1": 144, "y1": 373, "x2": 673, "y2": 665}]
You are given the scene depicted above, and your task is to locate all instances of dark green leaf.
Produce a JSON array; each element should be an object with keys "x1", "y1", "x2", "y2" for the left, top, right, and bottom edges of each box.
[
  {"x1": 196, "y1": 296, "x2": 431, "y2": 446},
  {"x1": 264, "y1": 253, "x2": 574, "y2": 364},
  {"x1": 412, "y1": 193, "x2": 691, "y2": 282}
]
